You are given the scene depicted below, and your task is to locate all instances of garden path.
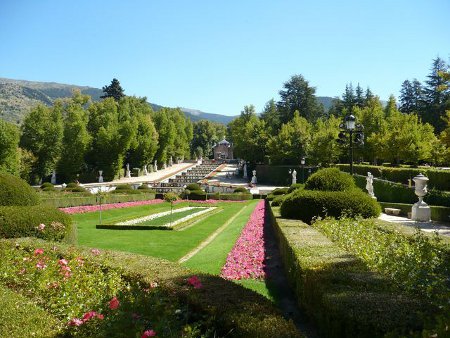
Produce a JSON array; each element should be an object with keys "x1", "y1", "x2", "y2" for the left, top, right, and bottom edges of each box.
[
  {"x1": 177, "y1": 204, "x2": 249, "y2": 263},
  {"x1": 379, "y1": 213, "x2": 450, "y2": 236}
]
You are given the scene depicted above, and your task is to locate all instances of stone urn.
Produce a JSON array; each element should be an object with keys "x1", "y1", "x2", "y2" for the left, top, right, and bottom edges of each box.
[
  {"x1": 411, "y1": 173, "x2": 431, "y2": 222},
  {"x1": 98, "y1": 170, "x2": 104, "y2": 183}
]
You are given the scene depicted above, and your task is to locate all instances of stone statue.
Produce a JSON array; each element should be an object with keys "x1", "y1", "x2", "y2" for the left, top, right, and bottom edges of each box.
[
  {"x1": 154, "y1": 160, "x2": 158, "y2": 172},
  {"x1": 292, "y1": 169, "x2": 297, "y2": 185},
  {"x1": 51, "y1": 170, "x2": 56, "y2": 184},
  {"x1": 169, "y1": 156, "x2": 173, "y2": 166},
  {"x1": 243, "y1": 163, "x2": 248, "y2": 179},
  {"x1": 251, "y1": 170, "x2": 257, "y2": 185},
  {"x1": 143, "y1": 165, "x2": 148, "y2": 175},
  {"x1": 125, "y1": 163, "x2": 131, "y2": 178},
  {"x1": 366, "y1": 172, "x2": 376, "y2": 199},
  {"x1": 98, "y1": 170, "x2": 104, "y2": 183}
]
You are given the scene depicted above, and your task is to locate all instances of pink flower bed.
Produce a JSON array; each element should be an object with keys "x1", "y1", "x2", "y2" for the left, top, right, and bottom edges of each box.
[
  {"x1": 221, "y1": 200, "x2": 266, "y2": 280},
  {"x1": 60, "y1": 199, "x2": 164, "y2": 214}
]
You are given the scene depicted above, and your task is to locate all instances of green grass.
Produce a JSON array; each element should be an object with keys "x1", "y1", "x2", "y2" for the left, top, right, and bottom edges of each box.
[
  {"x1": 74, "y1": 201, "x2": 257, "y2": 262},
  {"x1": 131, "y1": 207, "x2": 210, "y2": 226}
]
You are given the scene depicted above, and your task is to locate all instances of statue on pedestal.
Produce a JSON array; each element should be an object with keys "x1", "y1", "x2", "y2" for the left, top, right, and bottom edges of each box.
[
  {"x1": 51, "y1": 171, "x2": 56, "y2": 184},
  {"x1": 366, "y1": 172, "x2": 376, "y2": 199},
  {"x1": 251, "y1": 170, "x2": 257, "y2": 185},
  {"x1": 143, "y1": 165, "x2": 148, "y2": 176},
  {"x1": 154, "y1": 160, "x2": 158, "y2": 172},
  {"x1": 292, "y1": 169, "x2": 297, "y2": 185},
  {"x1": 98, "y1": 170, "x2": 104, "y2": 183},
  {"x1": 125, "y1": 163, "x2": 131, "y2": 178}
]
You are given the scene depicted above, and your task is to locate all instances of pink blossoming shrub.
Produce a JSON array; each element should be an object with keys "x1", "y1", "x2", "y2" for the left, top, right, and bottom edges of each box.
[
  {"x1": 60, "y1": 199, "x2": 165, "y2": 214},
  {"x1": 187, "y1": 275, "x2": 203, "y2": 289},
  {"x1": 221, "y1": 200, "x2": 266, "y2": 280}
]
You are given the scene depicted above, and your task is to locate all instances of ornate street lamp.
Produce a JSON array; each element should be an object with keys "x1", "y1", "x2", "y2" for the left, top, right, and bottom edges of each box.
[
  {"x1": 300, "y1": 157, "x2": 305, "y2": 183},
  {"x1": 337, "y1": 114, "x2": 364, "y2": 175}
]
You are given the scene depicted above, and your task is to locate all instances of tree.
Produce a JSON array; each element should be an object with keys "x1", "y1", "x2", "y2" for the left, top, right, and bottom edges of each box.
[
  {"x1": 20, "y1": 103, "x2": 64, "y2": 183},
  {"x1": 153, "y1": 108, "x2": 176, "y2": 166},
  {"x1": 267, "y1": 111, "x2": 311, "y2": 165},
  {"x1": 342, "y1": 83, "x2": 355, "y2": 112},
  {"x1": 260, "y1": 99, "x2": 281, "y2": 134},
  {"x1": 191, "y1": 120, "x2": 219, "y2": 158},
  {"x1": 277, "y1": 74, "x2": 324, "y2": 123},
  {"x1": 400, "y1": 79, "x2": 424, "y2": 114},
  {"x1": 57, "y1": 91, "x2": 92, "y2": 182},
  {"x1": 355, "y1": 83, "x2": 365, "y2": 108},
  {"x1": 308, "y1": 116, "x2": 341, "y2": 166},
  {"x1": 384, "y1": 95, "x2": 398, "y2": 118},
  {"x1": 0, "y1": 119, "x2": 20, "y2": 175},
  {"x1": 100, "y1": 78, "x2": 125, "y2": 101}
]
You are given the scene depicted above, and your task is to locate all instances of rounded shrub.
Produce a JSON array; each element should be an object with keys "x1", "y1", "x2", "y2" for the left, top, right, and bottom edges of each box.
[
  {"x1": 137, "y1": 184, "x2": 153, "y2": 191},
  {"x1": 189, "y1": 189, "x2": 207, "y2": 200},
  {"x1": 271, "y1": 195, "x2": 286, "y2": 207},
  {"x1": 305, "y1": 168, "x2": 356, "y2": 192},
  {"x1": 288, "y1": 183, "x2": 304, "y2": 193},
  {"x1": 0, "y1": 205, "x2": 73, "y2": 242},
  {"x1": 233, "y1": 187, "x2": 248, "y2": 193},
  {"x1": 0, "y1": 172, "x2": 39, "y2": 206},
  {"x1": 186, "y1": 183, "x2": 201, "y2": 191},
  {"x1": 115, "y1": 184, "x2": 133, "y2": 190},
  {"x1": 272, "y1": 187, "x2": 289, "y2": 195},
  {"x1": 280, "y1": 189, "x2": 381, "y2": 223},
  {"x1": 40, "y1": 182, "x2": 54, "y2": 189},
  {"x1": 66, "y1": 182, "x2": 78, "y2": 188}
]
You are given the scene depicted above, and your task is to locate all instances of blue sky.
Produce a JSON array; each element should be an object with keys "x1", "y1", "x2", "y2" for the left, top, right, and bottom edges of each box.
[{"x1": 1, "y1": 0, "x2": 449, "y2": 116}]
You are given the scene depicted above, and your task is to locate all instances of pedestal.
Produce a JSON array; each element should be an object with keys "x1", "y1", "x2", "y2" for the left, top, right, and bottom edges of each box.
[
  {"x1": 411, "y1": 201, "x2": 431, "y2": 222},
  {"x1": 125, "y1": 170, "x2": 131, "y2": 178}
]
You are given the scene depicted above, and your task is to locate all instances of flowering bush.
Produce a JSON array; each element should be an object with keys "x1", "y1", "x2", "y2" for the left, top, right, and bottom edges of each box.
[
  {"x1": 60, "y1": 199, "x2": 165, "y2": 214},
  {"x1": 221, "y1": 200, "x2": 266, "y2": 280}
]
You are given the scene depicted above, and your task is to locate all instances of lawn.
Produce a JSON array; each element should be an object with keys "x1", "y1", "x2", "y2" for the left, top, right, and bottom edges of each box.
[{"x1": 74, "y1": 200, "x2": 258, "y2": 261}]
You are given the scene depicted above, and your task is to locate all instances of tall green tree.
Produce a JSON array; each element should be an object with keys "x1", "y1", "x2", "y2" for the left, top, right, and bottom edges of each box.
[
  {"x1": 267, "y1": 111, "x2": 311, "y2": 164},
  {"x1": 20, "y1": 103, "x2": 64, "y2": 183},
  {"x1": 153, "y1": 108, "x2": 177, "y2": 166},
  {"x1": 57, "y1": 91, "x2": 92, "y2": 182},
  {"x1": 277, "y1": 74, "x2": 324, "y2": 123},
  {"x1": 0, "y1": 119, "x2": 20, "y2": 175},
  {"x1": 100, "y1": 78, "x2": 125, "y2": 101},
  {"x1": 191, "y1": 120, "x2": 222, "y2": 158},
  {"x1": 260, "y1": 99, "x2": 281, "y2": 134},
  {"x1": 308, "y1": 116, "x2": 341, "y2": 166}
]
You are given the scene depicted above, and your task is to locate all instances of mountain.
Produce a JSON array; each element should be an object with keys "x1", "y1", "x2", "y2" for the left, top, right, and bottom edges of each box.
[
  {"x1": 0, "y1": 77, "x2": 240, "y2": 125},
  {"x1": 0, "y1": 77, "x2": 336, "y2": 125}
]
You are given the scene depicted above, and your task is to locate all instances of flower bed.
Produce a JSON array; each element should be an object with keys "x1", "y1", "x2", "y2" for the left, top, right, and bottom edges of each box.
[
  {"x1": 60, "y1": 199, "x2": 164, "y2": 214},
  {"x1": 221, "y1": 200, "x2": 266, "y2": 280}
]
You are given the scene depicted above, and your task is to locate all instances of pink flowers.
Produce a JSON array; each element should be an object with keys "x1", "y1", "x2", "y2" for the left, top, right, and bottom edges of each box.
[
  {"x1": 187, "y1": 275, "x2": 203, "y2": 289},
  {"x1": 109, "y1": 296, "x2": 120, "y2": 310},
  {"x1": 221, "y1": 200, "x2": 266, "y2": 280},
  {"x1": 60, "y1": 199, "x2": 164, "y2": 214},
  {"x1": 90, "y1": 248, "x2": 101, "y2": 256},
  {"x1": 34, "y1": 248, "x2": 44, "y2": 255},
  {"x1": 36, "y1": 223, "x2": 45, "y2": 231},
  {"x1": 141, "y1": 329, "x2": 157, "y2": 337},
  {"x1": 68, "y1": 311, "x2": 103, "y2": 327},
  {"x1": 36, "y1": 260, "x2": 47, "y2": 270}
]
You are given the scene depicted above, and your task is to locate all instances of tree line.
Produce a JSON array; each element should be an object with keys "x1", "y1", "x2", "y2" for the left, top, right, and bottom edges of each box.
[{"x1": 228, "y1": 57, "x2": 450, "y2": 167}]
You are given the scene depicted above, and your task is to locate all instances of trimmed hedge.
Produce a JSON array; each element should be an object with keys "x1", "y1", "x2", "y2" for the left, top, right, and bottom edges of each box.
[
  {"x1": 186, "y1": 183, "x2": 201, "y2": 191},
  {"x1": 353, "y1": 175, "x2": 450, "y2": 207},
  {"x1": 40, "y1": 193, "x2": 157, "y2": 208},
  {"x1": 280, "y1": 189, "x2": 381, "y2": 223},
  {"x1": 337, "y1": 164, "x2": 450, "y2": 191},
  {"x1": 272, "y1": 187, "x2": 289, "y2": 195},
  {"x1": 305, "y1": 168, "x2": 356, "y2": 191},
  {"x1": 0, "y1": 205, "x2": 73, "y2": 242},
  {"x1": 0, "y1": 172, "x2": 39, "y2": 206},
  {"x1": 233, "y1": 186, "x2": 248, "y2": 193},
  {"x1": 209, "y1": 193, "x2": 253, "y2": 201},
  {"x1": 270, "y1": 206, "x2": 436, "y2": 337},
  {"x1": 271, "y1": 195, "x2": 285, "y2": 206},
  {"x1": 188, "y1": 189, "x2": 207, "y2": 200},
  {"x1": 0, "y1": 238, "x2": 301, "y2": 337},
  {"x1": 287, "y1": 183, "x2": 304, "y2": 193}
]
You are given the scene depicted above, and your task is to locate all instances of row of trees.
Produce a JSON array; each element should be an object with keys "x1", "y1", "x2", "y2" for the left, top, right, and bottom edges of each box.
[{"x1": 228, "y1": 57, "x2": 450, "y2": 167}]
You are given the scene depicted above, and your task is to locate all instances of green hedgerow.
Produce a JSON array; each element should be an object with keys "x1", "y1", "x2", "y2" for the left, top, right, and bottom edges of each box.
[
  {"x1": 287, "y1": 183, "x2": 304, "y2": 193},
  {"x1": 280, "y1": 188, "x2": 381, "y2": 223},
  {"x1": 185, "y1": 183, "x2": 201, "y2": 191},
  {"x1": 233, "y1": 186, "x2": 248, "y2": 193},
  {"x1": 305, "y1": 167, "x2": 356, "y2": 191},
  {"x1": 0, "y1": 172, "x2": 40, "y2": 206},
  {"x1": 271, "y1": 195, "x2": 285, "y2": 207}
]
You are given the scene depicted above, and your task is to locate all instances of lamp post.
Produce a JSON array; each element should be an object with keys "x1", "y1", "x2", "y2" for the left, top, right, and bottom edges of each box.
[
  {"x1": 337, "y1": 114, "x2": 364, "y2": 175},
  {"x1": 300, "y1": 157, "x2": 305, "y2": 183},
  {"x1": 288, "y1": 169, "x2": 292, "y2": 186}
]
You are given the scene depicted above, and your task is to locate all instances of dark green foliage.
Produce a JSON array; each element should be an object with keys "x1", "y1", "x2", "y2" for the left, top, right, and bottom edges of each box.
[
  {"x1": 270, "y1": 211, "x2": 438, "y2": 337},
  {"x1": 186, "y1": 183, "x2": 201, "y2": 191},
  {"x1": 66, "y1": 182, "x2": 78, "y2": 188},
  {"x1": 0, "y1": 205, "x2": 72, "y2": 241},
  {"x1": 287, "y1": 183, "x2": 304, "y2": 193},
  {"x1": 188, "y1": 190, "x2": 207, "y2": 200},
  {"x1": 0, "y1": 119, "x2": 20, "y2": 175},
  {"x1": 271, "y1": 187, "x2": 289, "y2": 195},
  {"x1": 271, "y1": 195, "x2": 285, "y2": 206},
  {"x1": 137, "y1": 184, "x2": 155, "y2": 192},
  {"x1": 305, "y1": 167, "x2": 355, "y2": 191},
  {"x1": 40, "y1": 182, "x2": 54, "y2": 189},
  {"x1": 233, "y1": 186, "x2": 248, "y2": 193},
  {"x1": 0, "y1": 172, "x2": 39, "y2": 206},
  {"x1": 100, "y1": 78, "x2": 125, "y2": 101},
  {"x1": 280, "y1": 189, "x2": 381, "y2": 223},
  {"x1": 209, "y1": 193, "x2": 253, "y2": 201}
]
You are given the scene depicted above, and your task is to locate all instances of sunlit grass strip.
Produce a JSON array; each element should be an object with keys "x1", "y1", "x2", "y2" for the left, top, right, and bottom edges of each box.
[{"x1": 220, "y1": 200, "x2": 266, "y2": 280}]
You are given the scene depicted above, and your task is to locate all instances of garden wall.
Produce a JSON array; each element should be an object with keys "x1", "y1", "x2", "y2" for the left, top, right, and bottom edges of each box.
[{"x1": 255, "y1": 165, "x2": 318, "y2": 186}]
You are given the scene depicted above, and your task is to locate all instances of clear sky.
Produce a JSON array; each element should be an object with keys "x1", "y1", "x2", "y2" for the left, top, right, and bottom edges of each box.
[{"x1": 1, "y1": 0, "x2": 449, "y2": 116}]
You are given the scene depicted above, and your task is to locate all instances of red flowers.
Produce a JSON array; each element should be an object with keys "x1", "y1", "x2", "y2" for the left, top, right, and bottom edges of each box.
[
  {"x1": 109, "y1": 296, "x2": 120, "y2": 310},
  {"x1": 141, "y1": 329, "x2": 157, "y2": 337},
  {"x1": 221, "y1": 200, "x2": 266, "y2": 280},
  {"x1": 34, "y1": 248, "x2": 44, "y2": 255},
  {"x1": 68, "y1": 311, "x2": 103, "y2": 327},
  {"x1": 187, "y1": 275, "x2": 203, "y2": 289}
]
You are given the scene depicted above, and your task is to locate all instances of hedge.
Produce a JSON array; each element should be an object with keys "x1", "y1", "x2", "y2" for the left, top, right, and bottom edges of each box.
[
  {"x1": 353, "y1": 175, "x2": 450, "y2": 207},
  {"x1": 40, "y1": 193, "x2": 156, "y2": 208},
  {"x1": 337, "y1": 164, "x2": 450, "y2": 191},
  {"x1": 208, "y1": 193, "x2": 253, "y2": 201},
  {"x1": 0, "y1": 205, "x2": 73, "y2": 242},
  {"x1": 271, "y1": 195, "x2": 285, "y2": 206},
  {"x1": 378, "y1": 202, "x2": 450, "y2": 223},
  {"x1": 255, "y1": 164, "x2": 317, "y2": 185},
  {"x1": 0, "y1": 238, "x2": 301, "y2": 337},
  {"x1": 269, "y1": 206, "x2": 436, "y2": 337},
  {"x1": 304, "y1": 168, "x2": 356, "y2": 191},
  {"x1": 0, "y1": 172, "x2": 39, "y2": 206},
  {"x1": 280, "y1": 189, "x2": 381, "y2": 223}
]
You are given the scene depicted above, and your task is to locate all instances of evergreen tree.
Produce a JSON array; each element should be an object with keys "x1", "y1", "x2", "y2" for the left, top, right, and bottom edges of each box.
[
  {"x1": 260, "y1": 99, "x2": 281, "y2": 134},
  {"x1": 364, "y1": 87, "x2": 374, "y2": 104},
  {"x1": 355, "y1": 83, "x2": 365, "y2": 108},
  {"x1": 0, "y1": 119, "x2": 20, "y2": 175},
  {"x1": 384, "y1": 95, "x2": 398, "y2": 118},
  {"x1": 277, "y1": 74, "x2": 324, "y2": 123},
  {"x1": 100, "y1": 78, "x2": 125, "y2": 101},
  {"x1": 342, "y1": 83, "x2": 355, "y2": 112}
]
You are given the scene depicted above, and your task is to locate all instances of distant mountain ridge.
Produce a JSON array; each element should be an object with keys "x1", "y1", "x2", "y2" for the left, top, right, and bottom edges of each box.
[{"x1": 0, "y1": 77, "x2": 335, "y2": 125}]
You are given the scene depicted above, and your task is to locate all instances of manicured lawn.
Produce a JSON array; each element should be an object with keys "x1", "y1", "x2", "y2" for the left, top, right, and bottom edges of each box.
[
  {"x1": 74, "y1": 200, "x2": 258, "y2": 261},
  {"x1": 132, "y1": 207, "x2": 211, "y2": 226}
]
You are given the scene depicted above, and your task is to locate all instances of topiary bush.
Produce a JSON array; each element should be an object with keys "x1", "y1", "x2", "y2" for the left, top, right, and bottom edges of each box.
[
  {"x1": 287, "y1": 183, "x2": 304, "y2": 193},
  {"x1": 189, "y1": 189, "x2": 207, "y2": 200},
  {"x1": 271, "y1": 195, "x2": 285, "y2": 207},
  {"x1": 0, "y1": 172, "x2": 39, "y2": 206},
  {"x1": 305, "y1": 167, "x2": 356, "y2": 192},
  {"x1": 280, "y1": 189, "x2": 381, "y2": 223},
  {"x1": 0, "y1": 205, "x2": 73, "y2": 242},
  {"x1": 66, "y1": 182, "x2": 78, "y2": 188},
  {"x1": 233, "y1": 186, "x2": 248, "y2": 193},
  {"x1": 272, "y1": 187, "x2": 289, "y2": 195},
  {"x1": 186, "y1": 183, "x2": 201, "y2": 191},
  {"x1": 115, "y1": 184, "x2": 133, "y2": 190},
  {"x1": 40, "y1": 182, "x2": 54, "y2": 189}
]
